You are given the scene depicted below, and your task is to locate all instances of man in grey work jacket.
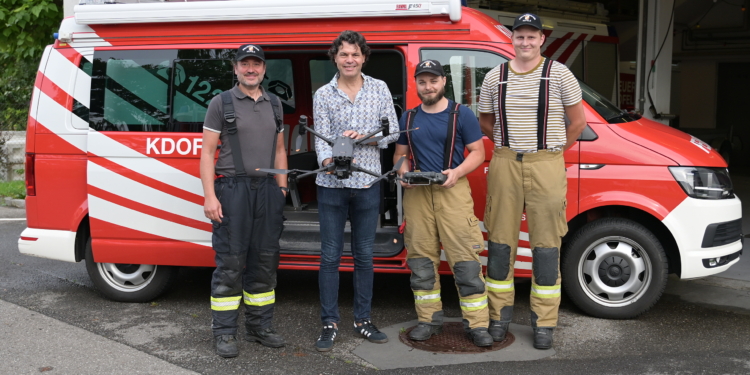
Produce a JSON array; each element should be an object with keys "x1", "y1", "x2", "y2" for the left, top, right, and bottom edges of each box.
[
  {"x1": 200, "y1": 44, "x2": 289, "y2": 358},
  {"x1": 312, "y1": 30, "x2": 400, "y2": 352}
]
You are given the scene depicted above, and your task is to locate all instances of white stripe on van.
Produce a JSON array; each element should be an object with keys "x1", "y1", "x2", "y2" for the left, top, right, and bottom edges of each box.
[
  {"x1": 88, "y1": 194, "x2": 211, "y2": 245},
  {"x1": 87, "y1": 131, "x2": 204, "y2": 197},
  {"x1": 88, "y1": 161, "x2": 208, "y2": 223}
]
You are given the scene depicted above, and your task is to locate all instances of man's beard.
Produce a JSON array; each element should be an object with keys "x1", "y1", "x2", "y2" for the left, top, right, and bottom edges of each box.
[
  {"x1": 238, "y1": 75, "x2": 261, "y2": 90},
  {"x1": 417, "y1": 86, "x2": 446, "y2": 106}
]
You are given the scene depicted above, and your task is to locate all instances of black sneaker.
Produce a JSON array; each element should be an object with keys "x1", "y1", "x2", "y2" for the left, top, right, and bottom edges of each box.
[
  {"x1": 354, "y1": 320, "x2": 388, "y2": 343},
  {"x1": 468, "y1": 327, "x2": 493, "y2": 347},
  {"x1": 214, "y1": 334, "x2": 238, "y2": 358},
  {"x1": 408, "y1": 323, "x2": 443, "y2": 341},
  {"x1": 488, "y1": 320, "x2": 509, "y2": 342},
  {"x1": 533, "y1": 327, "x2": 554, "y2": 350},
  {"x1": 315, "y1": 324, "x2": 338, "y2": 352},
  {"x1": 245, "y1": 327, "x2": 286, "y2": 348}
]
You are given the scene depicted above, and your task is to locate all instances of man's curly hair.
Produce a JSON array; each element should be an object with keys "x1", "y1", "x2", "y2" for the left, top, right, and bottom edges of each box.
[{"x1": 328, "y1": 30, "x2": 371, "y2": 64}]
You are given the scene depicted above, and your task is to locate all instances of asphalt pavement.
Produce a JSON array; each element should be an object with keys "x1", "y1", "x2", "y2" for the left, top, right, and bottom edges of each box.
[{"x1": 0, "y1": 171, "x2": 749, "y2": 374}]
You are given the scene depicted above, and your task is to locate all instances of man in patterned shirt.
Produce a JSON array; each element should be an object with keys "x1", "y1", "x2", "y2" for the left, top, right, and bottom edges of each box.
[
  {"x1": 312, "y1": 30, "x2": 399, "y2": 352},
  {"x1": 478, "y1": 13, "x2": 586, "y2": 350}
]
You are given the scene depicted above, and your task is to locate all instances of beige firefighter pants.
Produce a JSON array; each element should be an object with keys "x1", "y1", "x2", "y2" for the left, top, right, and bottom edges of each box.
[
  {"x1": 484, "y1": 148, "x2": 567, "y2": 328},
  {"x1": 403, "y1": 177, "x2": 489, "y2": 329}
]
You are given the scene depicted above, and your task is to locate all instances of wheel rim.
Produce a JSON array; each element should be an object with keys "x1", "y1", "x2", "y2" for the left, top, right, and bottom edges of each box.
[
  {"x1": 96, "y1": 262, "x2": 157, "y2": 292},
  {"x1": 577, "y1": 236, "x2": 652, "y2": 307}
]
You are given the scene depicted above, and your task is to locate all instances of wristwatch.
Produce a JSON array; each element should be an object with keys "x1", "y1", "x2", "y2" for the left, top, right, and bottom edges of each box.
[{"x1": 280, "y1": 187, "x2": 290, "y2": 193}]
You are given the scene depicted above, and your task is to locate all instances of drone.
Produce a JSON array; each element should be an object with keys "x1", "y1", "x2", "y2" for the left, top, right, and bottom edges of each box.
[{"x1": 257, "y1": 115, "x2": 417, "y2": 187}]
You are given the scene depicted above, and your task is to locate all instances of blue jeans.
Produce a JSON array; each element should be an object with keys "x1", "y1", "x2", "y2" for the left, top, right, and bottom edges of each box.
[{"x1": 317, "y1": 184, "x2": 381, "y2": 325}]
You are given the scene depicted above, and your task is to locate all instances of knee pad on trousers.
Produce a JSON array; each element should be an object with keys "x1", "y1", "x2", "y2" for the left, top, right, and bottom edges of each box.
[
  {"x1": 453, "y1": 261, "x2": 485, "y2": 297},
  {"x1": 532, "y1": 247, "x2": 559, "y2": 286},
  {"x1": 407, "y1": 257, "x2": 436, "y2": 290},
  {"x1": 487, "y1": 242, "x2": 511, "y2": 281}
]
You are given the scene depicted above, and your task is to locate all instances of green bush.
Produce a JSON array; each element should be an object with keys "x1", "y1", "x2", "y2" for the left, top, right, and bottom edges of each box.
[
  {"x1": 0, "y1": 180, "x2": 26, "y2": 199},
  {"x1": 0, "y1": 0, "x2": 63, "y2": 131}
]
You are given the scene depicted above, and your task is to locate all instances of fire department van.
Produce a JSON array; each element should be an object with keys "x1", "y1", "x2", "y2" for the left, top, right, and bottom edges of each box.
[{"x1": 19, "y1": 0, "x2": 743, "y2": 319}]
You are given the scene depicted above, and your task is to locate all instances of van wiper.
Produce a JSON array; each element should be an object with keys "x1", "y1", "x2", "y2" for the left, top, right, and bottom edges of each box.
[{"x1": 605, "y1": 110, "x2": 630, "y2": 122}]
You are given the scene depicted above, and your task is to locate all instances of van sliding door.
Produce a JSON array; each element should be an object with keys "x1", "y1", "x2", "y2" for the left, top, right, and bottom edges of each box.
[{"x1": 86, "y1": 49, "x2": 233, "y2": 267}]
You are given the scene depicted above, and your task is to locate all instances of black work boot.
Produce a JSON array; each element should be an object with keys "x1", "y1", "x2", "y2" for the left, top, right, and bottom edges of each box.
[
  {"x1": 488, "y1": 320, "x2": 510, "y2": 342},
  {"x1": 468, "y1": 327, "x2": 494, "y2": 347},
  {"x1": 408, "y1": 323, "x2": 443, "y2": 341},
  {"x1": 215, "y1": 334, "x2": 238, "y2": 358},
  {"x1": 533, "y1": 327, "x2": 554, "y2": 350},
  {"x1": 245, "y1": 327, "x2": 286, "y2": 348}
]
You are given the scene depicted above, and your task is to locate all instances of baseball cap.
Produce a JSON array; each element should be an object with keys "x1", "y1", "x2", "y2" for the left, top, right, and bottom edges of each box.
[
  {"x1": 414, "y1": 59, "x2": 445, "y2": 77},
  {"x1": 512, "y1": 13, "x2": 543, "y2": 31},
  {"x1": 234, "y1": 44, "x2": 265, "y2": 62}
]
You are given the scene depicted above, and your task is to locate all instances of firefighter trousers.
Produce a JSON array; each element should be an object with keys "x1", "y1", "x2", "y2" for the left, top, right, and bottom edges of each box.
[
  {"x1": 484, "y1": 148, "x2": 567, "y2": 328},
  {"x1": 209, "y1": 176, "x2": 285, "y2": 336},
  {"x1": 403, "y1": 177, "x2": 489, "y2": 329}
]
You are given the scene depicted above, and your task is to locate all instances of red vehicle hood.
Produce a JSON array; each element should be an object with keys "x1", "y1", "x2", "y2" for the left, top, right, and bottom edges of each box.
[{"x1": 607, "y1": 118, "x2": 727, "y2": 167}]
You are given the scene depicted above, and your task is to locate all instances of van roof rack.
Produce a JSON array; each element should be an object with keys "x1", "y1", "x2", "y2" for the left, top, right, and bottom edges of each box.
[{"x1": 74, "y1": 0, "x2": 462, "y2": 25}]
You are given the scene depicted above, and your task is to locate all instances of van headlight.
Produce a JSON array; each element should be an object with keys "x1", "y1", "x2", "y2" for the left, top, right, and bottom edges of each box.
[{"x1": 668, "y1": 167, "x2": 734, "y2": 199}]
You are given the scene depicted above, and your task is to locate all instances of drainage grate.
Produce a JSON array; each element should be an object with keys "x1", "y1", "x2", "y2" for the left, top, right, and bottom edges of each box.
[{"x1": 398, "y1": 322, "x2": 515, "y2": 354}]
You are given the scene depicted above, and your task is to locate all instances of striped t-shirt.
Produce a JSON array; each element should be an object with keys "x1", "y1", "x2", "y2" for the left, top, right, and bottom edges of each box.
[{"x1": 478, "y1": 58, "x2": 582, "y2": 151}]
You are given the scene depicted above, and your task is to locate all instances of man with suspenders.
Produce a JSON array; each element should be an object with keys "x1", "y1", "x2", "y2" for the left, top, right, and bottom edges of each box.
[
  {"x1": 200, "y1": 44, "x2": 288, "y2": 358},
  {"x1": 478, "y1": 14, "x2": 586, "y2": 349},
  {"x1": 395, "y1": 59, "x2": 492, "y2": 347}
]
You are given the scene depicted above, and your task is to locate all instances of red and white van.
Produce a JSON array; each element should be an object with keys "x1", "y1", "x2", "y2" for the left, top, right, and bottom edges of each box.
[{"x1": 19, "y1": 0, "x2": 742, "y2": 319}]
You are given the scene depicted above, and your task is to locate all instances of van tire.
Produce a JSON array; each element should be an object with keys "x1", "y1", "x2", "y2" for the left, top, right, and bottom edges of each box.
[
  {"x1": 84, "y1": 238, "x2": 178, "y2": 302},
  {"x1": 562, "y1": 218, "x2": 668, "y2": 319}
]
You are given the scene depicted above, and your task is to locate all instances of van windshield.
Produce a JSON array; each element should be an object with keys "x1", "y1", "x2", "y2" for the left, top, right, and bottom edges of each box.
[{"x1": 579, "y1": 80, "x2": 638, "y2": 124}]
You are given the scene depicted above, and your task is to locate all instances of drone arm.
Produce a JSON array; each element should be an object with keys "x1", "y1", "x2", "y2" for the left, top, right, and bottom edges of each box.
[
  {"x1": 350, "y1": 163, "x2": 383, "y2": 178},
  {"x1": 303, "y1": 125, "x2": 335, "y2": 146}
]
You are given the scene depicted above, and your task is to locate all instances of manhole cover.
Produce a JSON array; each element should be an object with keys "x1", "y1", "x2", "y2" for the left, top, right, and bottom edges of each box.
[{"x1": 398, "y1": 322, "x2": 515, "y2": 354}]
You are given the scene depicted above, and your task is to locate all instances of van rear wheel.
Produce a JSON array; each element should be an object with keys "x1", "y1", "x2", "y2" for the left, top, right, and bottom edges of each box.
[
  {"x1": 84, "y1": 238, "x2": 178, "y2": 302},
  {"x1": 561, "y1": 218, "x2": 668, "y2": 319}
]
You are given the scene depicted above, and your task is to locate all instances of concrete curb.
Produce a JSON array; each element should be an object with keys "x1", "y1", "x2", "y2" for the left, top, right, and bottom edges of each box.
[{"x1": 3, "y1": 197, "x2": 25, "y2": 208}]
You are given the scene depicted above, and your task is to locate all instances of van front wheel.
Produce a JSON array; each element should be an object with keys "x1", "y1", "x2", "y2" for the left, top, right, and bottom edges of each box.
[
  {"x1": 561, "y1": 218, "x2": 668, "y2": 319},
  {"x1": 84, "y1": 238, "x2": 178, "y2": 302}
]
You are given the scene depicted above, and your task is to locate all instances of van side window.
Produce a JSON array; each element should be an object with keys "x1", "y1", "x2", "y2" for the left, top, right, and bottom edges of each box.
[
  {"x1": 90, "y1": 50, "x2": 178, "y2": 132},
  {"x1": 262, "y1": 59, "x2": 295, "y2": 114},
  {"x1": 74, "y1": 58, "x2": 93, "y2": 123},
  {"x1": 171, "y1": 59, "x2": 234, "y2": 132},
  {"x1": 90, "y1": 50, "x2": 294, "y2": 132},
  {"x1": 420, "y1": 49, "x2": 508, "y2": 116}
]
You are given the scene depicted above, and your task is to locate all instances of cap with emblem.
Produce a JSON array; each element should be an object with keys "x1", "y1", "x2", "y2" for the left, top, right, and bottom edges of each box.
[
  {"x1": 234, "y1": 44, "x2": 266, "y2": 62},
  {"x1": 414, "y1": 59, "x2": 445, "y2": 77},
  {"x1": 512, "y1": 13, "x2": 543, "y2": 31}
]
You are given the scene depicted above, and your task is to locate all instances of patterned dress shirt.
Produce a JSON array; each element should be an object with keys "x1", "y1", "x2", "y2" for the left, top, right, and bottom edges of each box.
[{"x1": 313, "y1": 73, "x2": 399, "y2": 189}]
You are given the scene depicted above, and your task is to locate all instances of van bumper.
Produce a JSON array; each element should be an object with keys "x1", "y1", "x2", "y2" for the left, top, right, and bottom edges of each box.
[
  {"x1": 18, "y1": 228, "x2": 77, "y2": 263},
  {"x1": 661, "y1": 196, "x2": 743, "y2": 279}
]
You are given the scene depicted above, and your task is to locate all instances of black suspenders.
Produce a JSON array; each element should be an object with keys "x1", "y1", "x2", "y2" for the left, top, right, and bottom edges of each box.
[
  {"x1": 536, "y1": 58, "x2": 553, "y2": 150},
  {"x1": 497, "y1": 57, "x2": 553, "y2": 150},
  {"x1": 405, "y1": 101, "x2": 461, "y2": 171},
  {"x1": 442, "y1": 101, "x2": 460, "y2": 171},
  {"x1": 220, "y1": 90, "x2": 284, "y2": 177}
]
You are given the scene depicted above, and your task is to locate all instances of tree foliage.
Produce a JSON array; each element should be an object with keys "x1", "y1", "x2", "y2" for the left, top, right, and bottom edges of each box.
[
  {"x1": 0, "y1": 0, "x2": 62, "y2": 59},
  {"x1": 0, "y1": 0, "x2": 62, "y2": 130}
]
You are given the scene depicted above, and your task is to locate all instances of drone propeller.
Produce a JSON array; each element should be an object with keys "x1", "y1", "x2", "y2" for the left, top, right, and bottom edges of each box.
[
  {"x1": 256, "y1": 168, "x2": 296, "y2": 175},
  {"x1": 364, "y1": 155, "x2": 407, "y2": 188},
  {"x1": 360, "y1": 128, "x2": 419, "y2": 145},
  {"x1": 256, "y1": 167, "x2": 327, "y2": 180}
]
